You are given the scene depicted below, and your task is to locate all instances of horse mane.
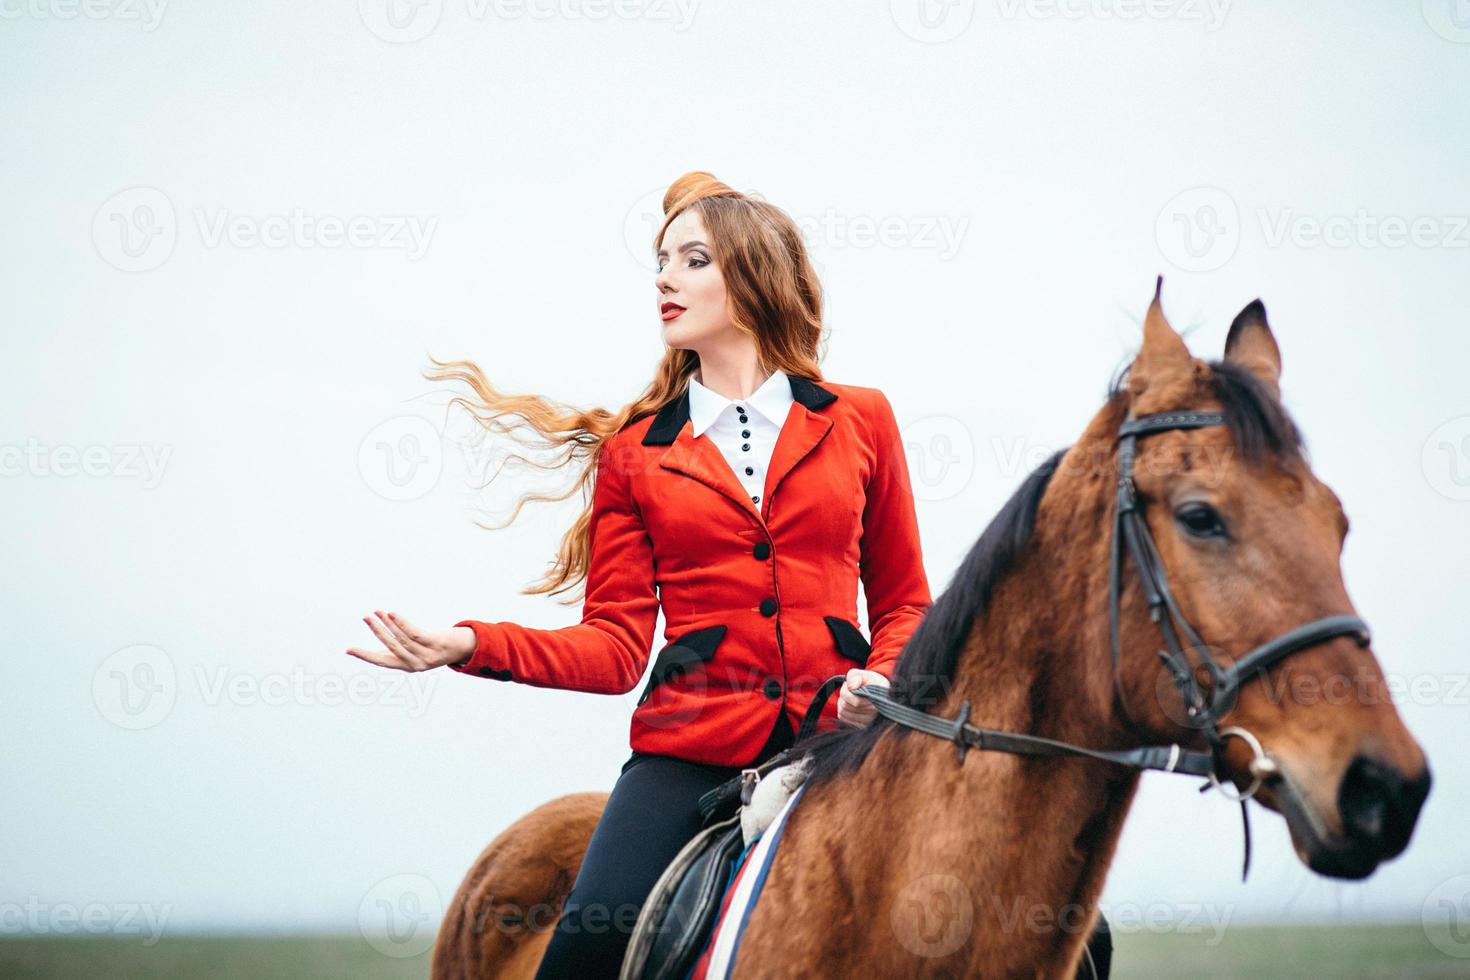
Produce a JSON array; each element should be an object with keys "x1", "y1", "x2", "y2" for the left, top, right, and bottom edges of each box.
[{"x1": 798, "y1": 356, "x2": 1306, "y2": 789}]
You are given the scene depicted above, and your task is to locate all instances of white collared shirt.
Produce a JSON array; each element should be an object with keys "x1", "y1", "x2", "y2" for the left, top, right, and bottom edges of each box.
[{"x1": 687, "y1": 369, "x2": 795, "y2": 507}]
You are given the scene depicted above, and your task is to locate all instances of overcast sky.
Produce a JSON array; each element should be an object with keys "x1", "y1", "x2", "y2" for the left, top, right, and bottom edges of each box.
[{"x1": 4, "y1": 0, "x2": 1468, "y2": 955}]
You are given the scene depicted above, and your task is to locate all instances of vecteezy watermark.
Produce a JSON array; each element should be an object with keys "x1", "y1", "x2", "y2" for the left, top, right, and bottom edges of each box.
[
  {"x1": 791, "y1": 210, "x2": 970, "y2": 261},
  {"x1": 994, "y1": 0, "x2": 1231, "y2": 31},
  {"x1": 988, "y1": 435, "x2": 1240, "y2": 490},
  {"x1": 0, "y1": 897, "x2": 173, "y2": 945},
  {"x1": 1156, "y1": 187, "x2": 1470, "y2": 272},
  {"x1": 1097, "y1": 899, "x2": 1233, "y2": 945},
  {"x1": 92, "y1": 187, "x2": 437, "y2": 272},
  {"x1": 0, "y1": 439, "x2": 172, "y2": 489},
  {"x1": 193, "y1": 664, "x2": 436, "y2": 718},
  {"x1": 890, "y1": 0, "x2": 976, "y2": 43},
  {"x1": 92, "y1": 646, "x2": 440, "y2": 729},
  {"x1": 360, "y1": 873, "x2": 442, "y2": 959},
  {"x1": 193, "y1": 208, "x2": 436, "y2": 258},
  {"x1": 1422, "y1": 0, "x2": 1470, "y2": 43},
  {"x1": 359, "y1": 414, "x2": 445, "y2": 502},
  {"x1": 890, "y1": 873, "x2": 974, "y2": 957},
  {"x1": 358, "y1": 0, "x2": 700, "y2": 43},
  {"x1": 1423, "y1": 416, "x2": 1470, "y2": 502},
  {"x1": 0, "y1": 0, "x2": 168, "y2": 30},
  {"x1": 1423, "y1": 873, "x2": 1470, "y2": 958},
  {"x1": 902, "y1": 415, "x2": 976, "y2": 502},
  {"x1": 1257, "y1": 208, "x2": 1470, "y2": 251},
  {"x1": 92, "y1": 645, "x2": 178, "y2": 731},
  {"x1": 1155, "y1": 186, "x2": 1241, "y2": 273},
  {"x1": 621, "y1": 186, "x2": 971, "y2": 271},
  {"x1": 93, "y1": 187, "x2": 177, "y2": 273}
]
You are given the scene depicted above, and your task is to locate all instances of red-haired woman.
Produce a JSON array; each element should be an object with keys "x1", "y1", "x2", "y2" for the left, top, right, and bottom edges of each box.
[{"x1": 348, "y1": 172, "x2": 933, "y2": 976}]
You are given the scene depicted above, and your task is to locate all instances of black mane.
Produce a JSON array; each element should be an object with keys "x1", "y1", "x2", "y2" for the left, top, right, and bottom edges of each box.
[{"x1": 798, "y1": 357, "x2": 1304, "y2": 789}]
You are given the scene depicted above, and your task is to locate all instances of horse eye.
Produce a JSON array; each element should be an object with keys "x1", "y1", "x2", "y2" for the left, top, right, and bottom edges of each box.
[{"x1": 1175, "y1": 502, "x2": 1227, "y2": 539}]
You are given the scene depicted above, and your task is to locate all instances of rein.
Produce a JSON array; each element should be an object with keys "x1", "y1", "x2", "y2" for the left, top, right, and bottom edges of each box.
[{"x1": 802, "y1": 409, "x2": 1371, "y2": 881}]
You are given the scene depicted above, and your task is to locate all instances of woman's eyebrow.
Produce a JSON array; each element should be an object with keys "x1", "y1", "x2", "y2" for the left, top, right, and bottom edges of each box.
[{"x1": 655, "y1": 240, "x2": 709, "y2": 260}]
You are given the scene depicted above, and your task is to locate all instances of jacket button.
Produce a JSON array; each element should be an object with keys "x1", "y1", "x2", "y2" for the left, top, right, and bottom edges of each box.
[
  {"x1": 762, "y1": 677, "x2": 783, "y2": 700},
  {"x1": 759, "y1": 597, "x2": 777, "y2": 616},
  {"x1": 752, "y1": 542, "x2": 770, "y2": 560}
]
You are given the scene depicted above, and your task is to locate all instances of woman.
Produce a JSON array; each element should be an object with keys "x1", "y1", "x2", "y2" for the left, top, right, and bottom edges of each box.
[{"x1": 346, "y1": 171, "x2": 933, "y2": 976}]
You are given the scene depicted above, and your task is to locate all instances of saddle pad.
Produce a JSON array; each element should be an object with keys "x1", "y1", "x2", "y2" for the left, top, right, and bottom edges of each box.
[{"x1": 688, "y1": 780, "x2": 810, "y2": 979}]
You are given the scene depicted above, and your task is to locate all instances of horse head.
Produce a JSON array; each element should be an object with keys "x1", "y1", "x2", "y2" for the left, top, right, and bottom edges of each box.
[{"x1": 1054, "y1": 280, "x2": 1431, "y2": 880}]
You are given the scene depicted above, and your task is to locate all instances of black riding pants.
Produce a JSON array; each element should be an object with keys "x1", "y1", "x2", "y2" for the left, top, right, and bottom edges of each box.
[
  {"x1": 532, "y1": 711, "x2": 796, "y2": 979},
  {"x1": 530, "y1": 709, "x2": 1113, "y2": 980}
]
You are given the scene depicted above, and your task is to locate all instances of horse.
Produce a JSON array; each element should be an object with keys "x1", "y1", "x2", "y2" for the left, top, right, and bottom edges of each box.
[{"x1": 431, "y1": 286, "x2": 1431, "y2": 979}]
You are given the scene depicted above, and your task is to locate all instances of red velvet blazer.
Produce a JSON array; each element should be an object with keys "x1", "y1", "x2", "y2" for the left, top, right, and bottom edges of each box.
[{"x1": 451, "y1": 374, "x2": 933, "y2": 768}]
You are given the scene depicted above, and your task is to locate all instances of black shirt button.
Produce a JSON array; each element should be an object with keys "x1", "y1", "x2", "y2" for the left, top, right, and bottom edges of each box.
[
  {"x1": 741, "y1": 429, "x2": 751, "y2": 438},
  {"x1": 753, "y1": 542, "x2": 770, "y2": 560},
  {"x1": 741, "y1": 443, "x2": 751, "y2": 452},
  {"x1": 752, "y1": 495, "x2": 760, "y2": 504},
  {"x1": 735, "y1": 405, "x2": 744, "y2": 413},
  {"x1": 738, "y1": 414, "x2": 748, "y2": 423},
  {"x1": 762, "y1": 677, "x2": 783, "y2": 700},
  {"x1": 759, "y1": 597, "x2": 777, "y2": 616},
  {"x1": 744, "y1": 466, "x2": 754, "y2": 476}
]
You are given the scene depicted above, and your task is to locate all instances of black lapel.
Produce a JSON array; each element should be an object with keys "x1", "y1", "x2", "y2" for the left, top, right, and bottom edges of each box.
[{"x1": 641, "y1": 374, "x2": 837, "y2": 446}]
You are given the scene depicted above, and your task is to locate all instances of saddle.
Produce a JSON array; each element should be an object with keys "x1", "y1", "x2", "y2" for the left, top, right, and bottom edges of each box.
[
  {"x1": 616, "y1": 679, "x2": 844, "y2": 980},
  {"x1": 616, "y1": 673, "x2": 1115, "y2": 980}
]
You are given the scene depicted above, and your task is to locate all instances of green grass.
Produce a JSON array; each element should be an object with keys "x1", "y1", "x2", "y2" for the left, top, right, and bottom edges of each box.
[
  {"x1": 1112, "y1": 922, "x2": 1468, "y2": 979},
  {"x1": 0, "y1": 924, "x2": 1465, "y2": 978}
]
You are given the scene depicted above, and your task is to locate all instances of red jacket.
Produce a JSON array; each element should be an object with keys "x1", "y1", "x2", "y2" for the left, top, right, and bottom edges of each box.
[{"x1": 451, "y1": 375, "x2": 932, "y2": 768}]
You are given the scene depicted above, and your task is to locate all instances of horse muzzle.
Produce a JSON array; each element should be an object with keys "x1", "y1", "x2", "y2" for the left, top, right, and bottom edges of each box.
[{"x1": 1263, "y1": 753, "x2": 1431, "y2": 880}]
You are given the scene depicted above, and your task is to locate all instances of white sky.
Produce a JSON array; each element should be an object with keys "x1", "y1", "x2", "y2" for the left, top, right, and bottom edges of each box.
[{"x1": 3, "y1": 0, "x2": 1468, "y2": 949}]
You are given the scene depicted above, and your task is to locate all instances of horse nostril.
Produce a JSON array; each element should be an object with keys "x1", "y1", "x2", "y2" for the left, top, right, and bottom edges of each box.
[{"x1": 1338, "y1": 755, "x2": 1431, "y2": 858}]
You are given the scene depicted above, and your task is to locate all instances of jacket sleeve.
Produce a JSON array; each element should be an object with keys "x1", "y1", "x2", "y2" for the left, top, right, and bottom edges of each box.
[
  {"x1": 449, "y1": 433, "x2": 660, "y2": 694},
  {"x1": 858, "y1": 389, "x2": 933, "y2": 681}
]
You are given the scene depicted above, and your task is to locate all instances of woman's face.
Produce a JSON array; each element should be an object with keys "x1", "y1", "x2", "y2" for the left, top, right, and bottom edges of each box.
[{"x1": 655, "y1": 209, "x2": 734, "y2": 353}]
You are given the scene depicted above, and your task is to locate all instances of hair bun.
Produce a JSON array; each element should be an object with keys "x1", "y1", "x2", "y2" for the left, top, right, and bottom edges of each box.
[{"x1": 663, "y1": 171, "x2": 739, "y2": 216}]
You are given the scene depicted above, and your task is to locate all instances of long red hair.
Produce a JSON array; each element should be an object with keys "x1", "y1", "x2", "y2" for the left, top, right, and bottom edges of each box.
[{"x1": 424, "y1": 171, "x2": 829, "y2": 602}]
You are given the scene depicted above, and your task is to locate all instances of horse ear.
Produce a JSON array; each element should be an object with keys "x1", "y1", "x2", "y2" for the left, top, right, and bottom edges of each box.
[
  {"x1": 1128, "y1": 276, "x2": 1193, "y2": 402},
  {"x1": 1224, "y1": 299, "x2": 1282, "y2": 399}
]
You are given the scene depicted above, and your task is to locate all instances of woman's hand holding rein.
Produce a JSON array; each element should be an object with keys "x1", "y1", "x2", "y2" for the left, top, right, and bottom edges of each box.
[{"x1": 345, "y1": 611, "x2": 476, "y2": 672}]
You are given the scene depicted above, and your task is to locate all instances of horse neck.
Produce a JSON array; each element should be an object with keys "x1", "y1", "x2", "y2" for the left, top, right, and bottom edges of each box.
[{"x1": 889, "y1": 440, "x2": 1139, "y2": 975}]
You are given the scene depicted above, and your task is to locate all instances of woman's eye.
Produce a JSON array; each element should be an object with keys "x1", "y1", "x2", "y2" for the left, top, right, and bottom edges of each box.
[
  {"x1": 1175, "y1": 502, "x2": 1227, "y2": 539},
  {"x1": 688, "y1": 255, "x2": 708, "y2": 268}
]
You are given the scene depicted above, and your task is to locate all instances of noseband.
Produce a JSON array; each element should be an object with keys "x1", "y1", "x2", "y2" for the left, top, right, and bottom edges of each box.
[{"x1": 822, "y1": 409, "x2": 1371, "y2": 879}]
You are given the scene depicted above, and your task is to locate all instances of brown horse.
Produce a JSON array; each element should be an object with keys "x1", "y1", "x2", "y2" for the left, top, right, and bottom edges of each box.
[{"x1": 432, "y1": 289, "x2": 1430, "y2": 979}]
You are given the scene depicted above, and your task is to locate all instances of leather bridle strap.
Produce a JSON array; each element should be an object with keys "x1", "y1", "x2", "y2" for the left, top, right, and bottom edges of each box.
[
  {"x1": 758, "y1": 409, "x2": 1374, "y2": 882},
  {"x1": 1214, "y1": 613, "x2": 1370, "y2": 711},
  {"x1": 1108, "y1": 410, "x2": 1370, "y2": 746},
  {"x1": 850, "y1": 684, "x2": 1217, "y2": 777}
]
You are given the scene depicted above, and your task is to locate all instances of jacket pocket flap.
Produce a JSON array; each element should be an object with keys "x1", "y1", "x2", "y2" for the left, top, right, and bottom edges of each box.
[
  {"x1": 637, "y1": 625, "x2": 728, "y2": 706},
  {"x1": 822, "y1": 616, "x2": 871, "y2": 667}
]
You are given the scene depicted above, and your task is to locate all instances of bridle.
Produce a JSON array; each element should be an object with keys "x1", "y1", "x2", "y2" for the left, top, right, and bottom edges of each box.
[
  {"x1": 1106, "y1": 411, "x2": 1369, "y2": 792},
  {"x1": 797, "y1": 409, "x2": 1372, "y2": 879}
]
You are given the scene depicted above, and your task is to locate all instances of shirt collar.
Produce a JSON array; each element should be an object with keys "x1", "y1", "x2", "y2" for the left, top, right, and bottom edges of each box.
[{"x1": 687, "y1": 369, "x2": 794, "y2": 438}]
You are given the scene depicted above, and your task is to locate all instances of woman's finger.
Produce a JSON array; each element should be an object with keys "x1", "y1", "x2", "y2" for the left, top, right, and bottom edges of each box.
[
  {"x1": 345, "y1": 645, "x2": 411, "y2": 670},
  {"x1": 386, "y1": 611, "x2": 428, "y2": 644},
  {"x1": 365, "y1": 612, "x2": 428, "y2": 671}
]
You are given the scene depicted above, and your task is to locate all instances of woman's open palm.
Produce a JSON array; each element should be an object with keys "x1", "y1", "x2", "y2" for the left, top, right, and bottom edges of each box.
[{"x1": 345, "y1": 610, "x2": 475, "y2": 672}]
